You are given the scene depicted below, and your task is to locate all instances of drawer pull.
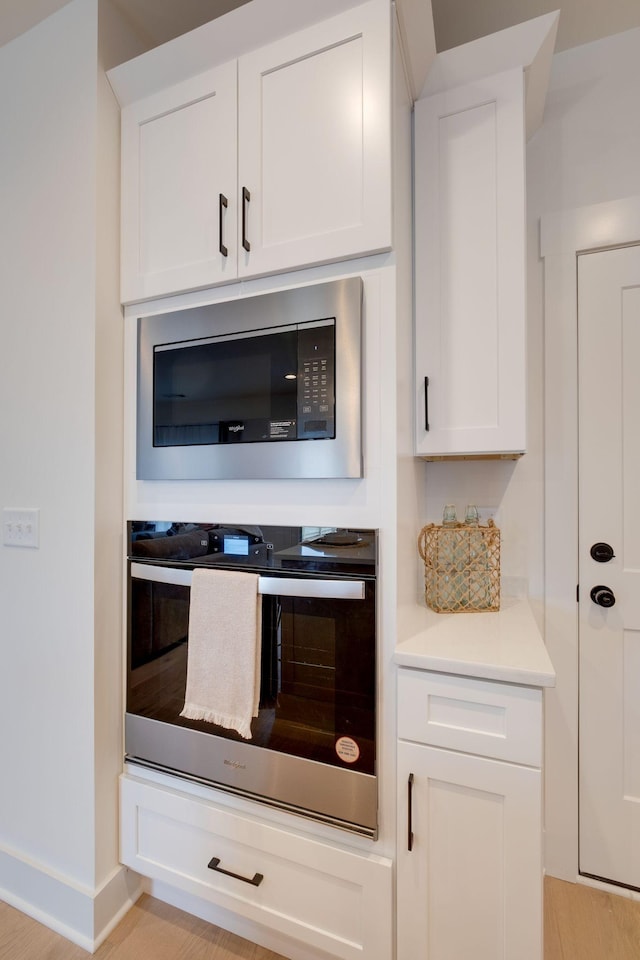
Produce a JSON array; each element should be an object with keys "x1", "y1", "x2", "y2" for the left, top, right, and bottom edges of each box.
[
  {"x1": 408, "y1": 773, "x2": 414, "y2": 852},
  {"x1": 207, "y1": 856, "x2": 264, "y2": 887}
]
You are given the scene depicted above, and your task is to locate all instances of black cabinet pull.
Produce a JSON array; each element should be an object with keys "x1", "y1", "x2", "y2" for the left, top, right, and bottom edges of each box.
[
  {"x1": 219, "y1": 193, "x2": 228, "y2": 258},
  {"x1": 208, "y1": 856, "x2": 263, "y2": 887},
  {"x1": 424, "y1": 377, "x2": 430, "y2": 432},
  {"x1": 242, "y1": 186, "x2": 251, "y2": 252},
  {"x1": 408, "y1": 772, "x2": 414, "y2": 851}
]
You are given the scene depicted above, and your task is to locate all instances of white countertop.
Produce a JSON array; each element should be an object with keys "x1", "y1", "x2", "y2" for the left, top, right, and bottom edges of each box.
[{"x1": 394, "y1": 596, "x2": 556, "y2": 688}]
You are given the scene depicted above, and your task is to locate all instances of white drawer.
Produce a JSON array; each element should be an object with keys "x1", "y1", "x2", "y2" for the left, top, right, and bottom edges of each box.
[
  {"x1": 120, "y1": 775, "x2": 392, "y2": 960},
  {"x1": 397, "y1": 669, "x2": 542, "y2": 766}
]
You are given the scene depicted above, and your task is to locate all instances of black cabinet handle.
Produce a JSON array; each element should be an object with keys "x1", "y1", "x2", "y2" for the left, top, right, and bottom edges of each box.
[
  {"x1": 208, "y1": 856, "x2": 263, "y2": 886},
  {"x1": 408, "y1": 772, "x2": 414, "y2": 851},
  {"x1": 219, "y1": 193, "x2": 228, "y2": 258},
  {"x1": 424, "y1": 377, "x2": 430, "y2": 432},
  {"x1": 242, "y1": 186, "x2": 251, "y2": 252}
]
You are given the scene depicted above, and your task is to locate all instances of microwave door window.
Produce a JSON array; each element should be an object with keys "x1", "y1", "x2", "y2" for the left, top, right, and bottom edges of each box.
[{"x1": 153, "y1": 329, "x2": 299, "y2": 447}]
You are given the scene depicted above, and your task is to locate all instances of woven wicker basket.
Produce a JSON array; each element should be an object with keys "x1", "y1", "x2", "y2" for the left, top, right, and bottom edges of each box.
[{"x1": 418, "y1": 519, "x2": 500, "y2": 613}]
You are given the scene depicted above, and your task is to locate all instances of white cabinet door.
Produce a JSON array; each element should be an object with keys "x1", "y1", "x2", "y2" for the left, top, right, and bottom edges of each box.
[
  {"x1": 397, "y1": 741, "x2": 542, "y2": 960},
  {"x1": 414, "y1": 69, "x2": 527, "y2": 459},
  {"x1": 237, "y1": 1, "x2": 391, "y2": 279},
  {"x1": 120, "y1": 61, "x2": 238, "y2": 303}
]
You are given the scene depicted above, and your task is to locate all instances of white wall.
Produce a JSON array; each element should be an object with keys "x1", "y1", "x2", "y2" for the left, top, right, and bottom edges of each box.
[
  {"x1": 0, "y1": 0, "x2": 144, "y2": 945},
  {"x1": 0, "y1": 0, "x2": 98, "y2": 884},
  {"x1": 527, "y1": 26, "x2": 640, "y2": 878},
  {"x1": 529, "y1": 26, "x2": 640, "y2": 214}
]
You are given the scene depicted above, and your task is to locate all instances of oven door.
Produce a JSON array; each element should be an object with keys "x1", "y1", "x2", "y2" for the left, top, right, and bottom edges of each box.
[{"x1": 126, "y1": 562, "x2": 377, "y2": 833}]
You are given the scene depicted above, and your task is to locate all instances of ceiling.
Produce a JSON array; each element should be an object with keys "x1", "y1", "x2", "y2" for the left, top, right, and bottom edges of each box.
[{"x1": 1, "y1": 0, "x2": 640, "y2": 55}]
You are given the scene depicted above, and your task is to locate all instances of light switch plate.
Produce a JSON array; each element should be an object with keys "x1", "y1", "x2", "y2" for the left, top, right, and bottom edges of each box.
[{"x1": 2, "y1": 508, "x2": 40, "y2": 548}]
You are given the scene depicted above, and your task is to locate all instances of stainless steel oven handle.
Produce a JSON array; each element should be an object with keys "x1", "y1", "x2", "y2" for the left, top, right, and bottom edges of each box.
[
  {"x1": 130, "y1": 562, "x2": 366, "y2": 600},
  {"x1": 259, "y1": 577, "x2": 365, "y2": 600}
]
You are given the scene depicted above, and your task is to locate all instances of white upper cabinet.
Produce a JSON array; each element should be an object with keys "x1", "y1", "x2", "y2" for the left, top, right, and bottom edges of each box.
[
  {"x1": 120, "y1": 61, "x2": 238, "y2": 303},
  {"x1": 414, "y1": 68, "x2": 527, "y2": 459},
  {"x1": 237, "y1": 5, "x2": 391, "y2": 279},
  {"x1": 117, "y1": 0, "x2": 391, "y2": 304},
  {"x1": 413, "y1": 12, "x2": 559, "y2": 459}
]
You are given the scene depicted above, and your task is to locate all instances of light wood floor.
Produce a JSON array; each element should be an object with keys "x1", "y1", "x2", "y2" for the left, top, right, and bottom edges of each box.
[
  {"x1": 0, "y1": 894, "x2": 288, "y2": 960},
  {"x1": 2, "y1": 877, "x2": 640, "y2": 959},
  {"x1": 544, "y1": 877, "x2": 640, "y2": 959}
]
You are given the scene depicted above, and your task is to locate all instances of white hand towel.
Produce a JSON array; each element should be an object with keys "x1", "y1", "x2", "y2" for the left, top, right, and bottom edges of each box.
[{"x1": 180, "y1": 568, "x2": 261, "y2": 740}]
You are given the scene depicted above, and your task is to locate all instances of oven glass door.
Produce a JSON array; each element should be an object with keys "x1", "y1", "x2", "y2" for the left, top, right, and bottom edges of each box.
[{"x1": 127, "y1": 566, "x2": 375, "y2": 776}]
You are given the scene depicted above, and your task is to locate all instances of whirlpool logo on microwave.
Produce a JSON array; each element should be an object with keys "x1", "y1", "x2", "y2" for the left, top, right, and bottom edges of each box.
[{"x1": 221, "y1": 421, "x2": 246, "y2": 442}]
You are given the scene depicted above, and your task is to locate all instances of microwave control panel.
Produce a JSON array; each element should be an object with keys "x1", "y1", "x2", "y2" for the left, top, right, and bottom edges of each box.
[{"x1": 297, "y1": 321, "x2": 335, "y2": 440}]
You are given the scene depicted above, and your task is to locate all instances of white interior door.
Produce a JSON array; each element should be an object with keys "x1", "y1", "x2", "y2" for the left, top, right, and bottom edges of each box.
[{"x1": 578, "y1": 243, "x2": 640, "y2": 888}]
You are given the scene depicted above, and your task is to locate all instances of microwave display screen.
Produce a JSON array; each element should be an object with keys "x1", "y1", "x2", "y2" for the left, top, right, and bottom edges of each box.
[{"x1": 153, "y1": 320, "x2": 335, "y2": 448}]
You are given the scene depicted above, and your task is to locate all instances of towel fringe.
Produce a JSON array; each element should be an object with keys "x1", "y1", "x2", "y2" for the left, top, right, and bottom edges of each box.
[{"x1": 180, "y1": 703, "x2": 254, "y2": 740}]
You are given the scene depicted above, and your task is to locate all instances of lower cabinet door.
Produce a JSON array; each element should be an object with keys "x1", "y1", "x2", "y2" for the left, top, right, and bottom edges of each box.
[
  {"x1": 120, "y1": 775, "x2": 392, "y2": 960},
  {"x1": 397, "y1": 742, "x2": 542, "y2": 960}
]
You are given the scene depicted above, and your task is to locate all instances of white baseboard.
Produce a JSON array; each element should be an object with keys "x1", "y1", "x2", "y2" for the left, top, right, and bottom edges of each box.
[
  {"x1": 93, "y1": 864, "x2": 146, "y2": 949},
  {"x1": 0, "y1": 843, "x2": 144, "y2": 953}
]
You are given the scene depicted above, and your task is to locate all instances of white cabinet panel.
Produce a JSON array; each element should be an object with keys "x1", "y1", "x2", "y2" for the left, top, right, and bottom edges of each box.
[
  {"x1": 238, "y1": 2, "x2": 391, "y2": 278},
  {"x1": 414, "y1": 68, "x2": 527, "y2": 458},
  {"x1": 121, "y1": 775, "x2": 393, "y2": 960},
  {"x1": 397, "y1": 742, "x2": 542, "y2": 960},
  {"x1": 397, "y1": 669, "x2": 542, "y2": 766},
  {"x1": 120, "y1": 62, "x2": 238, "y2": 303}
]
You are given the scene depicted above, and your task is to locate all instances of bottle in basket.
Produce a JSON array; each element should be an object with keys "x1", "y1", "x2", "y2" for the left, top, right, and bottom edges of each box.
[
  {"x1": 440, "y1": 505, "x2": 457, "y2": 606},
  {"x1": 465, "y1": 504, "x2": 488, "y2": 607}
]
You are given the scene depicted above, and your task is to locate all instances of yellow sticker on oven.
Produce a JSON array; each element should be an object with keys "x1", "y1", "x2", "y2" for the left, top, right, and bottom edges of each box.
[{"x1": 335, "y1": 736, "x2": 360, "y2": 764}]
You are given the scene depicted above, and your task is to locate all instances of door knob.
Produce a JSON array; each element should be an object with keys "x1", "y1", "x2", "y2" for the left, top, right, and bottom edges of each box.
[
  {"x1": 590, "y1": 542, "x2": 615, "y2": 563},
  {"x1": 590, "y1": 585, "x2": 616, "y2": 608}
]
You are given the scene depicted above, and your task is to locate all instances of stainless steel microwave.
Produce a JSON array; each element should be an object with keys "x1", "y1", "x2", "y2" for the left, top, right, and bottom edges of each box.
[{"x1": 136, "y1": 277, "x2": 363, "y2": 480}]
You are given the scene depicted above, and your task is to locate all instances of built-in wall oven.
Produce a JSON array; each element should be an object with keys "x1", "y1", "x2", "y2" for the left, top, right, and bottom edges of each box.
[{"x1": 126, "y1": 521, "x2": 378, "y2": 837}]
